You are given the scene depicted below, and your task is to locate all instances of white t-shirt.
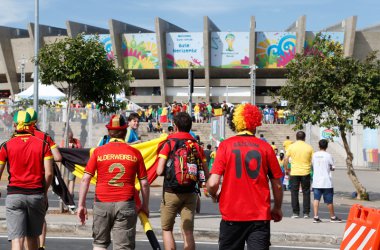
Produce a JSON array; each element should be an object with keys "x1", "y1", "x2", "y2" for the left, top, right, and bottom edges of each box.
[{"x1": 312, "y1": 151, "x2": 335, "y2": 188}]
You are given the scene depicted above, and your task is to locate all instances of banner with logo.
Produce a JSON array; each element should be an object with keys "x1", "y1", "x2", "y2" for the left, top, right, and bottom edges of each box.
[
  {"x1": 166, "y1": 32, "x2": 204, "y2": 69},
  {"x1": 211, "y1": 32, "x2": 250, "y2": 68},
  {"x1": 122, "y1": 33, "x2": 159, "y2": 69},
  {"x1": 256, "y1": 32, "x2": 296, "y2": 69}
]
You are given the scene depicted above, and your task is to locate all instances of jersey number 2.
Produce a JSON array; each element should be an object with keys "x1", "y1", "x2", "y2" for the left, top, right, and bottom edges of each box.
[
  {"x1": 108, "y1": 163, "x2": 125, "y2": 187},
  {"x1": 232, "y1": 149, "x2": 261, "y2": 179}
]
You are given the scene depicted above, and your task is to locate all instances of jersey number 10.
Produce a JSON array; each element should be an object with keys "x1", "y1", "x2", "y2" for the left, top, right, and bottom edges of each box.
[{"x1": 232, "y1": 149, "x2": 261, "y2": 179}]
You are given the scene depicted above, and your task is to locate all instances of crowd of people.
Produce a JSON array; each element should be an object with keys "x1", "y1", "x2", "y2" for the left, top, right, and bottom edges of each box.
[{"x1": 0, "y1": 101, "x2": 341, "y2": 250}]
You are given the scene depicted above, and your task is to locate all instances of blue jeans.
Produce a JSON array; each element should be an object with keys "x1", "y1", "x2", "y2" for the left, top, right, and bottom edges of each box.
[{"x1": 290, "y1": 175, "x2": 311, "y2": 215}]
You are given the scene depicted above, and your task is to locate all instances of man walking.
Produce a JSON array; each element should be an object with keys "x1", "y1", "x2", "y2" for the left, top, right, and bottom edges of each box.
[
  {"x1": 312, "y1": 139, "x2": 342, "y2": 223},
  {"x1": 26, "y1": 107, "x2": 62, "y2": 249},
  {"x1": 207, "y1": 104, "x2": 283, "y2": 250},
  {"x1": 0, "y1": 111, "x2": 53, "y2": 250},
  {"x1": 156, "y1": 112, "x2": 209, "y2": 250},
  {"x1": 284, "y1": 131, "x2": 313, "y2": 218},
  {"x1": 282, "y1": 136, "x2": 293, "y2": 152},
  {"x1": 78, "y1": 114, "x2": 150, "y2": 250}
]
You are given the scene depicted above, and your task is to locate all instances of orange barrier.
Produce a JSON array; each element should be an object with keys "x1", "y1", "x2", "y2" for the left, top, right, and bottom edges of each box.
[{"x1": 340, "y1": 204, "x2": 380, "y2": 250}]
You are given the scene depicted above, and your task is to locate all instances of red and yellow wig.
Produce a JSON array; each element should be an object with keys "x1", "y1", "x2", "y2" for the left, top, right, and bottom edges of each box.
[{"x1": 229, "y1": 103, "x2": 262, "y2": 132}]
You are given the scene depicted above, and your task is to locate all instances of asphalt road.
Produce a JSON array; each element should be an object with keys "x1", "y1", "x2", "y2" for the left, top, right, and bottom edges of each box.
[
  {"x1": 0, "y1": 236, "x2": 339, "y2": 250},
  {"x1": 0, "y1": 188, "x2": 352, "y2": 220}
]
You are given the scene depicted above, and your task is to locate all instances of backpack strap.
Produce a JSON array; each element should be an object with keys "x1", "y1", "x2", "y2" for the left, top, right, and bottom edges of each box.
[{"x1": 102, "y1": 135, "x2": 109, "y2": 146}]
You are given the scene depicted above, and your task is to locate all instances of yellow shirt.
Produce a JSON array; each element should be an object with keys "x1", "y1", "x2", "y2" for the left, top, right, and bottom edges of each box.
[
  {"x1": 271, "y1": 145, "x2": 277, "y2": 151},
  {"x1": 210, "y1": 151, "x2": 216, "y2": 159},
  {"x1": 161, "y1": 107, "x2": 168, "y2": 116},
  {"x1": 283, "y1": 140, "x2": 293, "y2": 151},
  {"x1": 194, "y1": 105, "x2": 200, "y2": 114},
  {"x1": 278, "y1": 109, "x2": 285, "y2": 118},
  {"x1": 214, "y1": 108, "x2": 222, "y2": 116},
  {"x1": 286, "y1": 140, "x2": 313, "y2": 176}
]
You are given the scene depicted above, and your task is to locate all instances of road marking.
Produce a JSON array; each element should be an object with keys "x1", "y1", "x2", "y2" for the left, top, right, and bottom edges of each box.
[
  {"x1": 0, "y1": 235, "x2": 340, "y2": 249},
  {"x1": 273, "y1": 246, "x2": 339, "y2": 250}
]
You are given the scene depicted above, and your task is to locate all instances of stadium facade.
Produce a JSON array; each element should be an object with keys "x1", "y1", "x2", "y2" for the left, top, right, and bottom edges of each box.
[{"x1": 0, "y1": 16, "x2": 379, "y2": 105}]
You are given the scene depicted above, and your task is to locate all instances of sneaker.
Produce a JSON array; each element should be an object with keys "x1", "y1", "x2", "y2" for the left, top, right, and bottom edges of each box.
[
  {"x1": 313, "y1": 217, "x2": 322, "y2": 223},
  {"x1": 291, "y1": 214, "x2": 299, "y2": 218},
  {"x1": 330, "y1": 216, "x2": 342, "y2": 223},
  {"x1": 304, "y1": 214, "x2": 310, "y2": 219}
]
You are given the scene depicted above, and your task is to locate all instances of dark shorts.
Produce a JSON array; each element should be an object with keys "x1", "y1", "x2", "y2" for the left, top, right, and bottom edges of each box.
[
  {"x1": 313, "y1": 188, "x2": 334, "y2": 204},
  {"x1": 219, "y1": 220, "x2": 271, "y2": 250},
  {"x1": 6, "y1": 194, "x2": 46, "y2": 240}
]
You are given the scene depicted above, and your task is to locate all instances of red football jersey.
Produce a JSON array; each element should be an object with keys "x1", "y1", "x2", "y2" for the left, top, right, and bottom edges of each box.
[
  {"x1": 85, "y1": 139, "x2": 147, "y2": 202},
  {"x1": 211, "y1": 133, "x2": 283, "y2": 221},
  {"x1": 0, "y1": 134, "x2": 53, "y2": 194}
]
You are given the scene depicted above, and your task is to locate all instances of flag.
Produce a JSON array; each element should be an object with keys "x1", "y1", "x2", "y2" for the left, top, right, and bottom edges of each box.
[
  {"x1": 51, "y1": 162, "x2": 75, "y2": 207},
  {"x1": 58, "y1": 135, "x2": 168, "y2": 250}
]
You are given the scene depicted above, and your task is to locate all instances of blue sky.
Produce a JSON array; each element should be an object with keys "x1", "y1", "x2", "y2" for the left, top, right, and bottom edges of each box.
[{"x1": 1, "y1": 0, "x2": 379, "y2": 32}]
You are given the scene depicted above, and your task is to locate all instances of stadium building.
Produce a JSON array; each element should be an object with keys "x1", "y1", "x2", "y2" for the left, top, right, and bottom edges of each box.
[{"x1": 0, "y1": 16, "x2": 379, "y2": 105}]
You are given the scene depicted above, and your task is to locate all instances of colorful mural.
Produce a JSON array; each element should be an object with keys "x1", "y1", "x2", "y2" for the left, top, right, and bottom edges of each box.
[
  {"x1": 363, "y1": 128, "x2": 379, "y2": 166},
  {"x1": 211, "y1": 32, "x2": 250, "y2": 68},
  {"x1": 255, "y1": 32, "x2": 296, "y2": 68},
  {"x1": 122, "y1": 33, "x2": 159, "y2": 69},
  {"x1": 99, "y1": 34, "x2": 114, "y2": 60},
  {"x1": 84, "y1": 34, "x2": 114, "y2": 60},
  {"x1": 304, "y1": 32, "x2": 344, "y2": 53},
  {"x1": 166, "y1": 33, "x2": 204, "y2": 69}
]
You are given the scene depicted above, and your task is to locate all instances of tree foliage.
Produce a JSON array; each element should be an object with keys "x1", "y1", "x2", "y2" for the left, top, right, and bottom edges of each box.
[
  {"x1": 280, "y1": 34, "x2": 380, "y2": 132},
  {"x1": 37, "y1": 33, "x2": 133, "y2": 108},
  {"x1": 279, "y1": 33, "x2": 380, "y2": 200}
]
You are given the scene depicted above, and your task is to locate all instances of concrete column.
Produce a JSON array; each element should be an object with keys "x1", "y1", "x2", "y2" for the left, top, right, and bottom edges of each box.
[
  {"x1": 296, "y1": 15, "x2": 306, "y2": 54},
  {"x1": 155, "y1": 17, "x2": 186, "y2": 105},
  {"x1": 204, "y1": 16, "x2": 220, "y2": 103},
  {"x1": 285, "y1": 15, "x2": 306, "y2": 54},
  {"x1": 108, "y1": 19, "x2": 153, "y2": 68},
  {"x1": 343, "y1": 16, "x2": 357, "y2": 57},
  {"x1": 249, "y1": 16, "x2": 256, "y2": 66},
  {"x1": 66, "y1": 21, "x2": 109, "y2": 38},
  {"x1": 0, "y1": 27, "x2": 29, "y2": 95}
]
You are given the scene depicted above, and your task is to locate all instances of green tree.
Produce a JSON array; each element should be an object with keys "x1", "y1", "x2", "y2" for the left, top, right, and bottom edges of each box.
[
  {"x1": 279, "y1": 34, "x2": 380, "y2": 200},
  {"x1": 37, "y1": 33, "x2": 132, "y2": 110},
  {"x1": 36, "y1": 33, "x2": 133, "y2": 142}
]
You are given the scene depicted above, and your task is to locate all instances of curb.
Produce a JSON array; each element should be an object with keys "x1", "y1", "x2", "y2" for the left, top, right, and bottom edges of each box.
[{"x1": 0, "y1": 222, "x2": 341, "y2": 246}]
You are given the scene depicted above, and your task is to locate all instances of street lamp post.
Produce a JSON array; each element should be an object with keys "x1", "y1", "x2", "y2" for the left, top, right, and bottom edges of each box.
[
  {"x1": 226, "y1": 85, "x2": 229, "y2": 103},
  {"x1": 33, "y1": 0, "x2": 40, "y2": 113},
  {"x1": 188, "y1": 66, "x2": 194, "y2": 116},
  {"x1": 249, "y1": 64, "x2": 258, "y2": 105},
  {"x1": 18, "y1": 56, "x2": 26, "y2": 92}
]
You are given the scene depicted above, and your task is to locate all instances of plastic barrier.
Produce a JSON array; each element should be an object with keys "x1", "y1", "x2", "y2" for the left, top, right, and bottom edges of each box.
[{"x1": 340, "y1": 204, "x2": 380, "y2": 250}]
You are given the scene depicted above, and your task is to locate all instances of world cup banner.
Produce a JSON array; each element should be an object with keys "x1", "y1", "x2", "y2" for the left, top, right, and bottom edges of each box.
[{"x1": 211, "y1": 32, "x2": 250, "y2": 68}]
